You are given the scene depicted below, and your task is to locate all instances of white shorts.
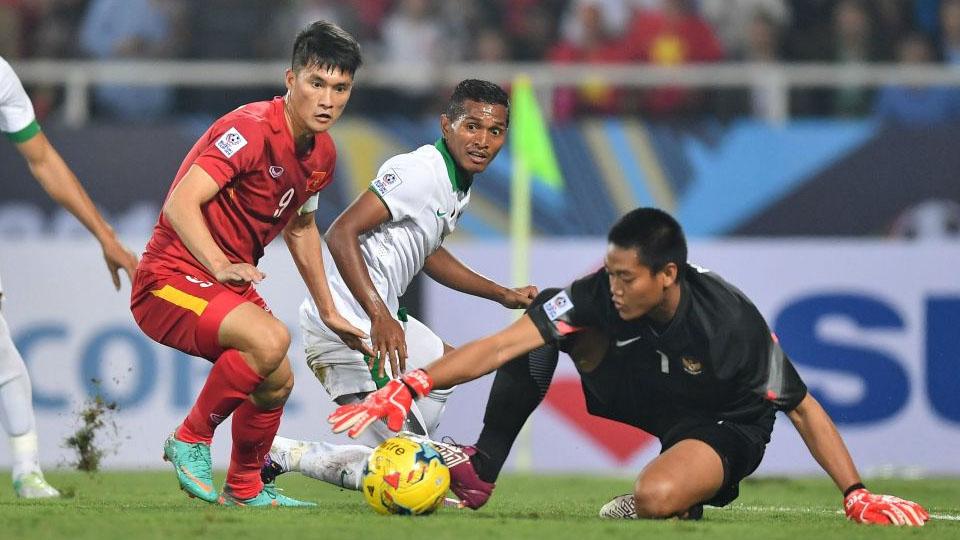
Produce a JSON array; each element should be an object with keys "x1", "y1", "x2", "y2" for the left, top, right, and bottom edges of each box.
[{"x1": 301, "y1": 311, "x2": 445, "y2": 399}]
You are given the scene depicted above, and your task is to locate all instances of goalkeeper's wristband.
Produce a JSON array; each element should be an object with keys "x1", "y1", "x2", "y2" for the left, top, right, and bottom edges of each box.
[
  {"x1": 843, "y1": 483, "x2": 867, "y2": 498},
  {"x1": 401, "y1": 369, "x2": 433, "y2": 397}
]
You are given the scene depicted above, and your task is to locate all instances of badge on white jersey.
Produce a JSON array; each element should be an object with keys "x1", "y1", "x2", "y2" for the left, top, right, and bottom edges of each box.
[
  {"x1": 215, "y1": 127, "x2": 248, "y2": 158},
  {"x1": 543, "y1": 290, "x2": 574, "y2": 321},
  {"x1": 371, "y1": 171, "x2": 402, "y2": 196}
]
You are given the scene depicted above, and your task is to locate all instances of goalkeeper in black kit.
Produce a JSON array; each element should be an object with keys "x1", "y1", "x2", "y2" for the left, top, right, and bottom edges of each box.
[{"x1": 329, "y1": 207, "x2": 929, "y2": 526}]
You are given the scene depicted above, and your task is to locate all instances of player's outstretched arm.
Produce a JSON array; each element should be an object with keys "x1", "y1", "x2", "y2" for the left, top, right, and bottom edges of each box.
[
  {"x1": 326, "y1": 190, "x2": 406, "y2": 375},
  {"x1": 787, "y1": 393, "x2": 929, "y2": 526},
  {"x1": 424, "y1": 314, "x2": 546, "y2": 388},
  {"x1": 163, "y1": 165, "x2": 263, "y2": 285},
  {"x1": 329, "y1": 315, "x2": 546, "y2": 438},
  {"x1": 283, "y1": 211, "x2": 371, "y2": 356},
  {"x1": 16, "y1": 132, "x2": 138, "y2": 289},
  {"x1": 423, "y1": 246, "x2": 538, "y2": 308}
]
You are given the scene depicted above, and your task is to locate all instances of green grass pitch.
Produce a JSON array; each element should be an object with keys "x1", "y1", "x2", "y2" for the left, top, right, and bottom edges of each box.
[{"x1": 1, "y1": 471, "x2": 956, "y2": 539}]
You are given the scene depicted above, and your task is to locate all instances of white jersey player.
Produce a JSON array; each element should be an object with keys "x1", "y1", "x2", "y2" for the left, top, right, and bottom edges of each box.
[
  {"x1": 264, "y1": 80, "x2": 537, "y2": 490},
  {"x1": 298, "y1": 141, "x2": 469, "y2": 427},
  {"x1": 0, "y1": 56, "x2": 138, "y2": 497}
]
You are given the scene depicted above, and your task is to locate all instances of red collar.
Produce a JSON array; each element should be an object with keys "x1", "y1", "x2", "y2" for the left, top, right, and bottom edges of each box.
[{"x1": 267, "y1": 96, "x2": 287, "y2": 135}]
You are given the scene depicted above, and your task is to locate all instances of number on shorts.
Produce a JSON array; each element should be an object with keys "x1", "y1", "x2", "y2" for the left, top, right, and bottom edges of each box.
[{"x1": 185, "y1": 275, "x2": 213, "y2": 288}]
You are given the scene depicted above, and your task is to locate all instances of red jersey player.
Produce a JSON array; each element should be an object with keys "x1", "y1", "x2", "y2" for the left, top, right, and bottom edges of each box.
[{"x1": 130, "y1": 21, "x2": 366, "y2": 507}]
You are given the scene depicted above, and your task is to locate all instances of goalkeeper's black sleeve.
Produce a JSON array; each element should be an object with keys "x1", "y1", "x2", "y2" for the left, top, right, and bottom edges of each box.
[{"x1": 474, "y1": 343, "x2": 559, "y2": 483}]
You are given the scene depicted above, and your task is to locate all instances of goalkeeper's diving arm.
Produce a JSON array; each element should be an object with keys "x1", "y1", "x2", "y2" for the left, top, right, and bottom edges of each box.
[{"x1": 425, "y1": 314, "x2": 546, "y2": 389}]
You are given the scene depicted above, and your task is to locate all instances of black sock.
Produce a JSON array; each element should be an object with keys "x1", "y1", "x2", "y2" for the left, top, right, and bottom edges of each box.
[{"x1": 473, "y1": 344, "x2": 559, "y2": 483}]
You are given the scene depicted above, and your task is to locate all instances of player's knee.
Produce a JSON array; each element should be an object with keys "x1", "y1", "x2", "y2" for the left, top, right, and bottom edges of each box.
[
  {"x1": 255, "y1": 370, "x2": 294, "y2": 408},
  {"x1": 250, "y1": 321, "x2": 291, "y2": 372},
  {"x1": 0, "y1": 347, "x2": 29, "y2": 380},
  {"x1": 273, "y1": 371, "x2": 295, "y2": 404},
  {"x1": 633, "y1": 479, "x2": 683, "y2": 519}
]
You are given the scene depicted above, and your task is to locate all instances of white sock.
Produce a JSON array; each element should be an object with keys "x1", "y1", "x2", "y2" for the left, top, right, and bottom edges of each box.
[
  {"x1": 269, "y1": 436, "x2": 305, "y2": 471},
  {"x1": 10, "y1": 431, "x2": 41, "y2": 480},
  {"x1": 414, "y1": 388, "x2": 453, "y2": 438},
  {"x1": 0, "y1": 334, "x2": 42, "y2": 482},
  {"x1": 297, "y1": 441, "x2": 371, "y2": 491}
]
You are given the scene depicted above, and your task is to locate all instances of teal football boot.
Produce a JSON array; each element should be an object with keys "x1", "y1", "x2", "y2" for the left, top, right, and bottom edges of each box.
[
  {"x1": 221, "y1": 482, "x2": 317, "y2": 507},
  {"x1": 162, "y1": 433, "x2": 219, "y2": 503}
]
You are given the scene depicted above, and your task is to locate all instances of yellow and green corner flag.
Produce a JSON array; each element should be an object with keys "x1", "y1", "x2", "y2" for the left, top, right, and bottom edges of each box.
[
  {"x1": 510, "y1": 75, "x2": 564, "y2": 191},
  {"x1": 509, "y1": 75, "x2": 564, "y2": 277},
  {"x1": 508, "y1": 73, "x2": 564, "y2": 298},
  {"x1": 509, "y1": 75, "x2": 563, "y2": 471}
]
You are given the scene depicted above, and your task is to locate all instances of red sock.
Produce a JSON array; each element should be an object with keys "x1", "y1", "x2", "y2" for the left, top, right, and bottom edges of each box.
[
  {"x1": 225, "y1": 400, "x2": 283, "y2": 499},
  {"x1": 176, "y1": 349, "x2": 263, "y2": 444}
]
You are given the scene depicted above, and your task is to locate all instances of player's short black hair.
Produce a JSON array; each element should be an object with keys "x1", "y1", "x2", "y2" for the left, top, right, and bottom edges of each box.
[
  {"x1": 608, "y1": 208, "x2": 687, "y2": 275},
  {"x1": 444, "y1": 79, "x2": 509, "y2": 125},
  {"x1": 291, "y1": 20, "x2": 362, "y2": 75}
]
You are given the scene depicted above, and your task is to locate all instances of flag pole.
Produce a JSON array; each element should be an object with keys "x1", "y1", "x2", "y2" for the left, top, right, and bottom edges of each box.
[
  {"x1": 511, "y1": 139, "x2": 533, "y2": 473},
  {"x1": 509, "y1": 74, "x2": 562, "y2": 473},
  {"x1": 511, "y1": 76, "x2": 534, "y2": 472}
]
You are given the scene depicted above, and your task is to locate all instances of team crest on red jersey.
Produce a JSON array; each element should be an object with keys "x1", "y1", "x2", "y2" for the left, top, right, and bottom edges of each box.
[{"x1": 306, "y1": 171, "x2": 329, "y2": 193}]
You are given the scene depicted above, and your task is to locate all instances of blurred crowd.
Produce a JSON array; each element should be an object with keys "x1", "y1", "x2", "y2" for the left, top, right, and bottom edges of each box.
[{"x1": 3, "y1": 0, "x2": 960, "y2": 124}]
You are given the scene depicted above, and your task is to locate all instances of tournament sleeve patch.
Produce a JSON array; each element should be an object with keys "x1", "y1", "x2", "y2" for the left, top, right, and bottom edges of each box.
[
  {"x1": 214, "y1": 127, "x2": 248, "y2": 158},
  {"x1": 370, "y1": 170, "x2": 402, "y2": 196},
  {"x1": 542, "y1": 290, "x2": 574, "y2": 321}
]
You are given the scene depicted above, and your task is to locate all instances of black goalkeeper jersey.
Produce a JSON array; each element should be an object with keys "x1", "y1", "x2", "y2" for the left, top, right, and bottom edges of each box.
[{"x1": 528, "y1": 263, "x2": 808, "y2": 441}]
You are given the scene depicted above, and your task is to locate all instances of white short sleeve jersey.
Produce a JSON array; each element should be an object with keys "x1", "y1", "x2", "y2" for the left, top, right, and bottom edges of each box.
[
  {"x1": 0, "y1": 57, "x2": 41, "y2": 293},
  {"x1": 297, "y1": 193, "x2": 319, "y2": 215},
  {"x1": 301, "y1": 139, "x2": 472, "y2": 335},
  {"x1": 0, "y1": 57, "x2": 40, "y2": 143}
]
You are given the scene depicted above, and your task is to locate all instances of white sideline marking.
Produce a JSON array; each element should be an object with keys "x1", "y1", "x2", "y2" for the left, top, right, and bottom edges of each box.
[{"x1": 726, "y1": 505, "x2": 960, "y2": 522}]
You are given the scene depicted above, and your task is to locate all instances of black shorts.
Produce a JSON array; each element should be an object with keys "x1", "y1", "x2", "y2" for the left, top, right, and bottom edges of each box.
[
  {"x1": 660, "y1": 419, "x2": 767, "y2": 507},
  {"x1": 568, "y1": 333, "x2": 768, "y2": 507}
]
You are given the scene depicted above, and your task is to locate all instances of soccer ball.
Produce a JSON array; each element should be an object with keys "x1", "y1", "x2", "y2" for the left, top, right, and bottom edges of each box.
[{"x1": 361, "y1": 436, "x2": 450, "y2": 515}]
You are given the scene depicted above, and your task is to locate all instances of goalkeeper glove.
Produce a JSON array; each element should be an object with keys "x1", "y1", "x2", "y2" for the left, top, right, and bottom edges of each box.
[
  {"x1": 844, "y1": 487, "x2": 929, "y2": 526},
  {"x1": 328, "y1": 369, "x2": 434, "y2": 438}
]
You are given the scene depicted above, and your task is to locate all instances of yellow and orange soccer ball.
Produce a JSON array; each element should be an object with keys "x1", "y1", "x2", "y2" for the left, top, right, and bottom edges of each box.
[{"x1": 361, "y1": 436, "x2": 450, "y2": 515}]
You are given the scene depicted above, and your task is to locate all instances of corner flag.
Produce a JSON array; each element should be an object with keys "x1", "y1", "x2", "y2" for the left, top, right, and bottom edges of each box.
[{"x1": 510, "y1": 76, "x2": 563, "y2": 190}]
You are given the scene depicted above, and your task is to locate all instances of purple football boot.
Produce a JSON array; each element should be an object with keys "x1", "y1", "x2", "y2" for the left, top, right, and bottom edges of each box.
[
  {"x1": 399, "y1": 433, "x2": 496, "y2": 509},
  {"x1": 445, "y1": 445, "x2": 495, "y2": 509}
]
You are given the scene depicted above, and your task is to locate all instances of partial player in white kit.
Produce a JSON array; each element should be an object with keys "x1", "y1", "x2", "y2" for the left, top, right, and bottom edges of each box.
[
  {"x1": 263, "y1": 79, "x2": 537, "y2": 490},
  {"x1": 0, "y1": 56, "x2": 138, "y2": 497}
]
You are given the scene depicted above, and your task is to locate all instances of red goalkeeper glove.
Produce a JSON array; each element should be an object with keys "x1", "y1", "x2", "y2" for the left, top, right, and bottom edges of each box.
[
  {"x1": 844, "y1": 487, "x2": 929, "y2": 526},
  {"x1": 327, "y1": 369, "x2": 434, "y2": 438}
]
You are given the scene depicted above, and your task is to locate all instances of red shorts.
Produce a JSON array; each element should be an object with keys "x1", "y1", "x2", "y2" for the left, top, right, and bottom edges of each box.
[{"x1": 130, "y1": 268, "x2": 269, "y2": 361}]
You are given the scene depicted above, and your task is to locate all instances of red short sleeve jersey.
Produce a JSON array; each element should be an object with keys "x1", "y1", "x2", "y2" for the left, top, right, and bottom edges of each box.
[{"x1": 140, "y1": 97, "x2": 335, "y2": 281}]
